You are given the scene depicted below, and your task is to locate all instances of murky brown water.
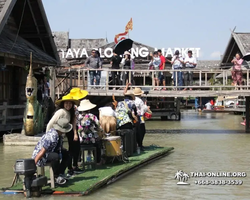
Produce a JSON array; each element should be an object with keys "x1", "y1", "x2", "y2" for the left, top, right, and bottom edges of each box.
[{"x1": 1, "y1": 111, "x2": 250, "y2": 200}]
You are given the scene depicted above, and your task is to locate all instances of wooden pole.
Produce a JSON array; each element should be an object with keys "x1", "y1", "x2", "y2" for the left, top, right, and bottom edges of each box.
[
  {"x1": 245, "y1": 96, "x2": 250, "y2": 133},
  {"x1": 49, "y1": 67, "x2": 55, "y2": 102}
]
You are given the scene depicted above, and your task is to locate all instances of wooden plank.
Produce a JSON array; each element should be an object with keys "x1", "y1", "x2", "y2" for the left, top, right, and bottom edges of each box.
[{"x1": 7, "y1": 115, "x2": 23, "y2": 120}]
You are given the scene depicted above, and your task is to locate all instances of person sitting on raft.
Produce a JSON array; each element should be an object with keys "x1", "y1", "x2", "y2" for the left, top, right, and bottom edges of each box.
[
  {"x1": 99, "y1": 102, "x2": 116, "y2": 136},
  {"x1": 77, "y1": 99, "x2": 104, "y2": 165},
  {"x1": 32, "y1": 118, "x2": 72, "y2": 185}
]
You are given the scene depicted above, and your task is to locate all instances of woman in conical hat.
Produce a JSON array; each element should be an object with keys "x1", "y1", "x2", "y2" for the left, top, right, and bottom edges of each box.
[{"x1": 46, "y1": 94, "x2": 80, "y2": 176}]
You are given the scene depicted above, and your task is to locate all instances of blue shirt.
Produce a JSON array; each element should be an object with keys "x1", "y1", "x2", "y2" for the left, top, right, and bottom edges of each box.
[{"x1": 32, "y1": 128, "x2": 62, "y2": 167}]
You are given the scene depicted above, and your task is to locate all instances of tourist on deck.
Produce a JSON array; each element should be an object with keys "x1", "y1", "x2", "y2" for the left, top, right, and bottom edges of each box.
[
  {"x1": 84, "y1": 49, "x2": 102, "y2": 87},
  {"x1": 32, "y1": 118, "x2": 72, "y2": 185},
  {"x1": 46, "y1": 95, "x2": 80, "y2": 176},
  {"x1": 133, "y1": 88, "x2": 149, "y2": 151},
  {"x1": 158, "y1": 50, "x2": 166, "y2": 90},
  {"x1": 77, "y1": 99, "x2": 104, "y2": 165},
  {"x1": 184, "y1": 50, "x2": 197, "y2": 90},
  {"x1": 111, "y1": 51, "x2": 122, "y2": 90},
  {"x1": 231, "y1": 53, "x2": 243, "y2": 89},
  {"x1": 148, "y1": 51, "x2": 161, "y2": 90},
  {"x1": 99, "y1": 103, "x2": 116, "y2": 135},
  {"x1": 171, "y1": 50, "x2": 184, "y2": 90},
  {"x1": 121, "y1": 51, "x2": 135, "y2": 86}
]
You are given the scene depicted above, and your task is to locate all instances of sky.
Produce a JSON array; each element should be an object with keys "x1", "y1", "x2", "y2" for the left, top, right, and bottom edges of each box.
[{"x1": 43, "y1": 0, "x2": 250, "y2": 60}]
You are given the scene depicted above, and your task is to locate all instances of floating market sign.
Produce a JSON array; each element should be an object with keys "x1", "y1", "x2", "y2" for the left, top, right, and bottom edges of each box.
[{"x1": 61, "y1": 47, "x2": 201, "y2": 59}]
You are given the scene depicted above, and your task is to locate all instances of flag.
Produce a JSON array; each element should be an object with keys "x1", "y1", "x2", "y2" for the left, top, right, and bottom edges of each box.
[{"x1": 125, "y1": 18, "x2": 133, "y2": 32}]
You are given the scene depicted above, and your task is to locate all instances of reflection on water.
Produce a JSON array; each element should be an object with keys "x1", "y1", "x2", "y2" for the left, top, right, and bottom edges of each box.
[{"x1": 1, "y1": 112, "x2": 250, "y2": 200}]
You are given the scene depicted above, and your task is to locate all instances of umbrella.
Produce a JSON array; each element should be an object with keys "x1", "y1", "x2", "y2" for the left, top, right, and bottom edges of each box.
[
  {"x1": 242, "y1": 53, "x2": 250, "y2": 61},
  {"x1": 114, "y1": 39, "x2": 133, "y2": 55}
]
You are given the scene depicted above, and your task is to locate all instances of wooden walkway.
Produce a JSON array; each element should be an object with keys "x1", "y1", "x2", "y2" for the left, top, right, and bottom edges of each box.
[
  {"x1": 55, "y1": 68, "x2": 250, "y2": 98},
  {"x1": 86, "y1": 88, "x2": 250, "y2": 98}
]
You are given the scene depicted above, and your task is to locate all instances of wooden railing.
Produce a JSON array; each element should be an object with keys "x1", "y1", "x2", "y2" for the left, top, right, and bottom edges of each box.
[
  {"x1": 57, "y1": 68, "x2": 250, "y2": 89},
  {"x1": 0, "y1": 102, "x2": 25, "y2": 126}
]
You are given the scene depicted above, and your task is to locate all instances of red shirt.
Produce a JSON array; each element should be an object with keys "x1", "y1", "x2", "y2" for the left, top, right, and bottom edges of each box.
[{"x1": 159, "y1": 55, "x2": 165, "y2": 70}]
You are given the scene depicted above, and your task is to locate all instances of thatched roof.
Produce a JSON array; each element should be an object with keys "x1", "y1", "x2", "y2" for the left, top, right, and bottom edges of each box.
[{"x1": 0, "y1": 0, "x2": 59, "y2": 65}]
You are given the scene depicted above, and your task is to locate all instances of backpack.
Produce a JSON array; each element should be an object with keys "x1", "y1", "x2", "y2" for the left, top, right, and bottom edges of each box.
[{"x1": 115, "y1": 102, "x2": 132, "y2": 128}]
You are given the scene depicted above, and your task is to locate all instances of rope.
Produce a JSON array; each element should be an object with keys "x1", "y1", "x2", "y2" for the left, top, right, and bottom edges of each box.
[{"x1": 8, "y1": 0, "x2": 27, "y2": 53}]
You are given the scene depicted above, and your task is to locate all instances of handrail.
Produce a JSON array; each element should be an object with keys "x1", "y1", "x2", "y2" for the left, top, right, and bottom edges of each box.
[
  {"x1": 55, "y1": 72, "x2": 71, "y2": 89},
  {"x1": 54, "y1": 68, "x2": 250, "y2": 97}
]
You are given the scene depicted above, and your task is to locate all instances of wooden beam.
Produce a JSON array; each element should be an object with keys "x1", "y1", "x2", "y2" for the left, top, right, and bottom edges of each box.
[
  {"x1": 27, "y1": 0, "x2": 46, "y2": 52},
  {"x1": 20, "y1": 33, "x2": 50, "y2": 39},
  {"x1": 0, "y1": 0, "x2": 17, "y2": 34}
]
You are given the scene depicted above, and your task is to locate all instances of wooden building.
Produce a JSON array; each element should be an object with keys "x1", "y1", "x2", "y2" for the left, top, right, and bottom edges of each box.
[
  {"x1": 0, "y1": 0, "x2": 59, "y2": 132},
  {"x1": 220, "y1": 31, "x2": 250, "y2": 69}
]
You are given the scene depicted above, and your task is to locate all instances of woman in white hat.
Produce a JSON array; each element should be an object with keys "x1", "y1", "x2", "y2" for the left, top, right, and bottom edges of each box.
[
  {"x1": 133, "y1": 87, "x2": 150, "y2": 151},
  {"x1": 77, "y1": 99, "x2": 104, "y2": 165}
]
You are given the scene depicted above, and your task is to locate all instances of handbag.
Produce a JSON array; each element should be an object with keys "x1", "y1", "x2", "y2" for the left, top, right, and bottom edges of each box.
[{"x1": 144, "y1": 109, "x2": 152, "y2": 120}]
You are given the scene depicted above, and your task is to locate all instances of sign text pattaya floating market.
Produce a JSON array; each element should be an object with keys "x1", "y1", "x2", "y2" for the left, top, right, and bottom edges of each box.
[{"x1": 61, "y1": 47, "x2": 201, "y2": 59}]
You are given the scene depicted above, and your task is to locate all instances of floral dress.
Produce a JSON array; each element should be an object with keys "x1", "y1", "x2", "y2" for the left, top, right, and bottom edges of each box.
[{"x1": 78, "y1": 113, "x2": 103, "y2": 144}]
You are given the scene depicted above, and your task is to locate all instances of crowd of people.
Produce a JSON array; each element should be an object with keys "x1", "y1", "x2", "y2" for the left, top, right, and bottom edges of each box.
[
  {"x1": 83, "y1": 49, "x2": 245, "y2": 91},
  {"x1": 32, "y1": 85, "x2": 151, "y2": 185}
]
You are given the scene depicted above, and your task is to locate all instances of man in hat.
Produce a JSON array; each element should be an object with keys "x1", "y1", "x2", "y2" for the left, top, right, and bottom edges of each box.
[
  {"x1": 133, "y1": 87, "x2": 149, "y2": 151},
  {"x1": 32, "y1": 118, "x2": 72, "y2": 185},
  {"x1": 171, "y1": 50, "x2": 184, "y2": 90}
]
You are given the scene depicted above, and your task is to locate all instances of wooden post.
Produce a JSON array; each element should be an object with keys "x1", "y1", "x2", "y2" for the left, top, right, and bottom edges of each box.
[
  {"x1": 78, "y1": 70, "x2": 81, "y2": 87},
  {"x1": 199, "y1": 71, "x2": 202, "y2": 86},
  {"x1": 247, "y1": 70, "x2": 249, "y2": 90},
  {"x1": 106, "y1": 71, "x2": 109, "y2": 92},
  {"x1": 205, "y1": 72, "x2": 207, "y2": 86},
  {"x1": 245, "y1": 96, "x2": 250, "y2": 133},
  {"x1": 143, "y1": 72, "x2": 146, "y2": 86},
  {"x1": 2, "y1": 102, "x2": 7, "y2": 125},
  {"x1": 83, "y1": 70, "x2": 86, "y2": 90},
  {"x1": 151, "y1": 71, "x2": 154, "y2": 90},
  {"x1": 49, "y1": 67, "x2": 55, "y2": 102},
  {"x1": 69, "y1": 70, "x2": 72, "y2": 88}
]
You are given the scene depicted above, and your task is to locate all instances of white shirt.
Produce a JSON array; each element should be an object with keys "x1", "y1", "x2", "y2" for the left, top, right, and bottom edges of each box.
[
  {"x1": 185, "y1": 56, "x2": 197, "y2": 68},
  {"x1": 205, "y1": 102, "x2": 212, "y2": 110},
  {"x1": 171, "y1": 56, "x2": 184, "y2": 69},
  {"x1": 99, "y1": 106, "x2": 115, "y2": 117}
]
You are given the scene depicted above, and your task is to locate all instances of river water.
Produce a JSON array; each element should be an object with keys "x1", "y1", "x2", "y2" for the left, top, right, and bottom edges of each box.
[{"x1": 1, "y1": 111, "x2": 250, "y2": 200}]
